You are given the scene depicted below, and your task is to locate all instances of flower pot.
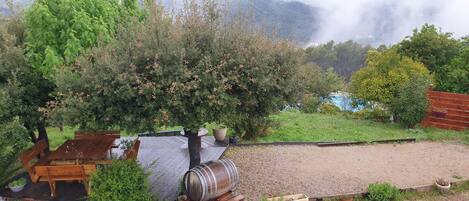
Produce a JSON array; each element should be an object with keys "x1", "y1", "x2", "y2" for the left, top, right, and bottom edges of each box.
[
  {"x1": 8, "y1": 183, "x2": 26, "y2": 193},
  {"x1": 213, "y1": 128, "x2": 227, "y2": 142},
  {"x1": 435, "y1": 182, "x2": 451, "y2": 193}
]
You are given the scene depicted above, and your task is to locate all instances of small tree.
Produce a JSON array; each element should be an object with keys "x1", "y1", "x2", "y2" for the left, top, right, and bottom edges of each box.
[
  {"x1": 350, "y1": 48, "x2": 431, "y2": 105},
  {"x1": 298, "y1": 64, "x2": 344, "y2": 99},
  {"x1": 389, "y1": 75, "x2": 430, "y2": 128},
  {"x1": 56, "y1": 1, "x2": 301, "y2": 168}
]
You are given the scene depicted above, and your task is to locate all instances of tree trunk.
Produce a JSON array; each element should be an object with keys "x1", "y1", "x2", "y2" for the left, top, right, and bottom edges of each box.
[
  {"x1": 37, "y1": 121, "x2": 50, "y2": 153},
  {"x1": 186, "y1": 128, "x2": 201, "y2": 169},
  {"x1": 25, "y1": 124, "x2": 38, "y2": 143},
  {"x1": 28, "y1": 130, "x2": 37, "y2": 143}
]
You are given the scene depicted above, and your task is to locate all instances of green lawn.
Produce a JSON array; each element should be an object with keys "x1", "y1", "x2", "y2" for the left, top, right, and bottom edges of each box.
[
  {"x1": 46, "y1": 110, "x2": 469, "y2": 149},
  {"x1": 250, "y1": 110, "x2": 469, "y2": 144}
]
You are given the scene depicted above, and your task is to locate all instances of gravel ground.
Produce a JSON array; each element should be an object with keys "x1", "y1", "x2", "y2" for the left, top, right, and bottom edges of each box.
[{"x1": 223, "y1": 142, "x2": 469, "y2": 200}]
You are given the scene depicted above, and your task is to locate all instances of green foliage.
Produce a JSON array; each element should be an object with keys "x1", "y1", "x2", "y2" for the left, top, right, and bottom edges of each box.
[
  {"x1": 390, "y1": 75, "x2": 430, "y2": 128},
  {"x1": 301, "y1": 94, "x2": 321, "y2": 113},
  {"x1": 398, "y1": 24, "x2": 459, "y2": 73},
  {"x1": 352, "y1": 107, "x2": 390, "y2": 122},
  {"x1": 0, "y1": 119, "x2": 30, "y2": 186},
  {"x1": 0, "y1": 13, "x2": 53, "y2": 143},
  {"x1": 350, "y1": 48, "x2": 431, "y2": 105},
  {"x1": 55, "y1": 2, "x2": 301, "y2": 139},
  {"x1": 305, "y1": 40, "x2": 370, "y2": 80},
  {"x1": 298, "y1": 64, "x2": 344, "y2": 98},
  {"x1": 398, "y1": 24, "x2": 467, "y2": 93},
  {"x1": 24, "y1": 0, "x2": 144, "y2": 77},
  {"x1": 89, "y1": 160, "x2": 153, "y2": 201},
  {"x1": 9, "y1": 177, "x2": 26, "y2": 187},
  {"x1": 436, "y1": 38, "x2": 469, "y2": 94},
  {"x1": 319, "y1": 103, "x2": 341, "y2": 115},
  {"x1": 367, "y1": 182, "x2": 402, "y2": 201}
]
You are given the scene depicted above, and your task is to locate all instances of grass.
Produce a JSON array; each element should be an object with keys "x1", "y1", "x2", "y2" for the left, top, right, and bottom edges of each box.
[
  {"x1": 250, "y1": 110, "x2": 469, "y2": 144},
  {"x1": 45, "y1": 110, "x2": 469, "y2": 149}
]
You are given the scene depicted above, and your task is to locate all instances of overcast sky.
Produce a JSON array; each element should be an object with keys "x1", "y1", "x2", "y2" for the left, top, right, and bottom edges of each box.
[{"x1": 292, "y1": 0, "x2": 469, "y2": 46}]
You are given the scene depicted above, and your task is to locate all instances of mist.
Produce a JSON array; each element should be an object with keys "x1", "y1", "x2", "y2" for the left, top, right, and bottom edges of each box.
[{"x1": 291, "y1": 0, "x2": 469, "y2": 46}]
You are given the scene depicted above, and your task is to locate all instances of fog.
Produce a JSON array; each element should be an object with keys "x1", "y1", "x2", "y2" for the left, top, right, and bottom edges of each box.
[{"x1": 292, "y1": 0, "x2": 469, "y2": 46}]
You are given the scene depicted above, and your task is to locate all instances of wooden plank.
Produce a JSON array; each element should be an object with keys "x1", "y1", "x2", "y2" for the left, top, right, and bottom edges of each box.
[
  {"x1": 430, "y1": 102, "x2": 469, "y2": 112},
  {"x1": 428, "y1": 95, "x2": 469, "y2": 105},
  {"x1": 428, "y1": 90, "x2": 469, "y2": 100},
  {"x1": 425, "y1": 117, "x2": 469, "y2": 128}
]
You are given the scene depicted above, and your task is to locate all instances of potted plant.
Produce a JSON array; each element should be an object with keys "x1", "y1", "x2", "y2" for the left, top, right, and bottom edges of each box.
[
  {"x1": 212, "y1": 123, "x2": 228, "y2": 142},
  {"x1": 435, "y1": 178, "x2": 451, "y2": 193},
  {"x1": 8, "y1": 178, "x2": 27, "y2": 193}
]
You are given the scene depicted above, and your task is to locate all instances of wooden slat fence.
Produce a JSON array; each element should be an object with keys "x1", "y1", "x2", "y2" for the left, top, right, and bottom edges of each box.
[{"x1": 421, "y1": 90, "x2": 469, "y2": 131}]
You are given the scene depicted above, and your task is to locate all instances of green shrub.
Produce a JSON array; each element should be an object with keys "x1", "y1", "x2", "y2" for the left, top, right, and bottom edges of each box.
[
  {"x1": 319, "y1": 103, "x2": 341, "y2": 115},
  {"x1": 89, "y1": 160, "x2": 154, "y2": 201},
  {"x1": 301, "y1": 95, "x2": 321, "y2": 113},
  {"x1": 370, "y1": 107, "x2": 390, "y2": 122},
  {"x1": 0, "y1": 119, "x2": 30, "y2": 186},
  {"x1": 390, "y1": 76, "x2": 430, "y2": 128},
  {"x1": 232, "y1": 117, "x2": 274, "y2": 140},
  {"x1": 367, "y1": 182, "x2": 402, "y2": 201}
]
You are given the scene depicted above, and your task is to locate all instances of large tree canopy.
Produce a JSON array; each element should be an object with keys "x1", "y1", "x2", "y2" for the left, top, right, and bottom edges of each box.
[
  {"x1": 55, "y1": 2, "x2": 301, "y2": 167},
  {"x1": 24, "y1": 0, "x2": 143, "y2": 77},
  {"x1": 398, "y1": 24, "x2": 459, "y2": 73}
]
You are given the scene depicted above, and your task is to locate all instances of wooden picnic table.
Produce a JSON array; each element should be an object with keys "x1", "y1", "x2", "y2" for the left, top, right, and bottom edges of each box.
[{"x1": 47, "y1": 138, "x2": 116, "y2": 165}]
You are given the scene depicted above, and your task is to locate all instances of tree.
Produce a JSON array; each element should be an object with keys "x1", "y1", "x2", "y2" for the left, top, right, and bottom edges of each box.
[
  {"x1": 1, "y1": 12, "x2": 55, "y2": 148},
  {"x1": 297, "y1": 63, "x2": 344, "y2": 99},
  {"x1": 20, "y1": 0, "x2": 145, "y2": 150},
  {"x1": 55, "y1": 1, "x2": 301, "y2": 168},
  {"x1": 24, "y1": 0, "x2": 143, "y2": 77},
  {"x1": 305, "y1": 40, "x2": 370, "y2": 80},
  {"x1": 398, "y1": 24, "x2": 459, "y2": 73},
  {"x1": 389, "y1": 75, "x2": 430, "y2": 128},
  {"x1": 436, "y1": 37, "x2": 469, "y2": 94},
  {"x1": 350, "y1": 48, "x2": 431, "y2": 105}
]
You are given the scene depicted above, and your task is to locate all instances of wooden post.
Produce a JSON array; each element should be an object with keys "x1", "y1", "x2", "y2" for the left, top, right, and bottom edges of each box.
[{"x1": 186, "y1": 128, "x2": 201, "y2": 169}]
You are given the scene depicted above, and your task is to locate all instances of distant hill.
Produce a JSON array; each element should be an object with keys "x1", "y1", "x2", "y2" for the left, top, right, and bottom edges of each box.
[
  {"x1": 1, "y1": 0, "x2": 319, "y2": 45},
  {"x1": 229, "y1": 0, "x2": 319, "y2": 45}
]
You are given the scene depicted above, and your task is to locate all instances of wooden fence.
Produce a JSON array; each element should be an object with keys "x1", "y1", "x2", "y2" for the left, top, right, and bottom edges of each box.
[{"x1": 421, "y1": 90, "x2": 469, "y2": 131}]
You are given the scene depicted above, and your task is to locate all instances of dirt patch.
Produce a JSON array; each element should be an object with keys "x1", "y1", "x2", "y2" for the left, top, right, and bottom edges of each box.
[{"x1": 223, "y1": 142, "x2": 469, "y2": 200}]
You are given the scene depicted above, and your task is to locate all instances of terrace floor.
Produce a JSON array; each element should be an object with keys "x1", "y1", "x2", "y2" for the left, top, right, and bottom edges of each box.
[
  {"x1": 0, "y1": 136, "x2": 227, "y2": 201},
  {"x1": 137, "y1": 136, "x2": 228, "y2": 200}
]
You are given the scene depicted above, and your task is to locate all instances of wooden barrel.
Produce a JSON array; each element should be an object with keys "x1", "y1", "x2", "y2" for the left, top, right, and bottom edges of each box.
[{"x1": 184, "y1": 159, "x2": 240, "y2": 201}]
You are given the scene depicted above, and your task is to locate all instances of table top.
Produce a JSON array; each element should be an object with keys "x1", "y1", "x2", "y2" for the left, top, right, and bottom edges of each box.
[{"x1": 47, "y1": 138, "x2": 116, "y2": 162}]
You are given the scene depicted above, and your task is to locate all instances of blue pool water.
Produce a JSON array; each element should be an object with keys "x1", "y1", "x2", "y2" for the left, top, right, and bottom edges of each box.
[{"x1": 329, "y1": 93, "x2": 365, "y2": 112}]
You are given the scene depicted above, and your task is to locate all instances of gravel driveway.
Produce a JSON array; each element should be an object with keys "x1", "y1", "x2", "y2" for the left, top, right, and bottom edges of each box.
[{"x1": 223, "y1": 142, "x2": 469, "y2": 200}]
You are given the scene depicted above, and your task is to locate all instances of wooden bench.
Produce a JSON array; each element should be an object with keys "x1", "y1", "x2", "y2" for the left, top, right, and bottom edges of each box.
[
  {"x1": 19, "y1": 140, "x2": 50, "y2": 183},
  {"x1": 123, "y1": 139, "x2": 141, "y2": 160},
  {"x1": 34, "y1": 164, "x2": 97, "y2": 197}
]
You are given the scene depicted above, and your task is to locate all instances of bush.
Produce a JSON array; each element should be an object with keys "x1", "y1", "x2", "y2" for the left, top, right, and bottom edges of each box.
[
  {"x1": 232, "y1": 117, "x2": 273, "y2": 140},
  {"x1": 390, "y1": 76, "x2": 430, "y2": 128},
  {"x1": 367, "y1": 182, "x2": 402, "y2": 201},
  {"x1": 301, "y1": 95, "x2": 321, "y2": 113},
  {"x1": 319, "y1": 103, "x2": 341, "y2": 115},
  {"x1": 89, "y1": 160, "x2": 154, "y2": 201},
  {"x1": 0, "y1": 119, "x2": 30, "y2": 186}
]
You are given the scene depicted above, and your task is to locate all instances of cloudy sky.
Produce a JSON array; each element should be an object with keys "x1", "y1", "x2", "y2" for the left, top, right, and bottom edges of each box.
[{"x1": 292, "y1": 0, "x2": 469, "y2": 45}]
